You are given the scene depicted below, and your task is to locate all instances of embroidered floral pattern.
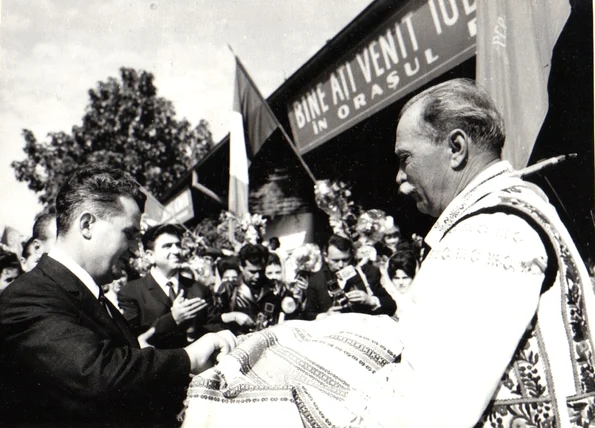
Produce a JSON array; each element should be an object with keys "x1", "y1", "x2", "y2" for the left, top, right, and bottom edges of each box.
[
  {"x1": 495, "y1": 318, "x2": 549, "y2": 400},
  {"x1": 477, "y1": 401, "x2": 555, "y2": 428},
  {"x1": 568, "y1": 394, "x2": 595, "y2": 427},
  {"x1": 565, "y1": 258, "x2": 595, "y2": 394},
  {"x1": 475, "y1": 193, "x2": 595, "y2": 427}
]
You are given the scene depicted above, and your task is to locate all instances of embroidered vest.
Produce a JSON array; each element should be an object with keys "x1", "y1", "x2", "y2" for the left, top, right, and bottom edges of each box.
[{"x1": 442, "y1": 186, "x2": 595, "y2": 428}]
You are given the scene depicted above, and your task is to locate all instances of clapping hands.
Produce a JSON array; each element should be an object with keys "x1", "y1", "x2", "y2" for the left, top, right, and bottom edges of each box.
[{"x1": 171, "y1": 290, "x2": 208, "y2": 325}]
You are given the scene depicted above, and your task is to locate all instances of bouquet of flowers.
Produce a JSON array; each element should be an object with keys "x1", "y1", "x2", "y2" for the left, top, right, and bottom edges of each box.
[
  {"x1": 285, "y1": 244, "x2": 323, "y2": 312},
  {"x1": 216, "y1": 211, "x2": 268, "y2": 252},
  {"x1": 356, "y1": 209, "x2": 387, "y2": 244},
  {"x1": 290, "y1": 243, "x2": 323, "y2": 275},
  {"x1": 314, "y1": 180, "x2": 360, "y2": 239}
]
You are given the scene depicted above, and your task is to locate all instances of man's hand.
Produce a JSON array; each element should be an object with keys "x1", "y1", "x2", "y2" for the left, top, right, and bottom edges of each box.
[
  {"x1": 184, "y1": 330, "x2": 238, "y2": 374},
  {"x1": 346, "y1": 290, "x2": 379, "y2": 308},
  {"x1": 137, "y1": 327, "x2": 155, "y2": 348},
  {"x1": 221, "y1": 311, "x2": 255, "y2": 327},
  {"x1": 171, "y1": 290, "x2": 208, "y2": 325}
]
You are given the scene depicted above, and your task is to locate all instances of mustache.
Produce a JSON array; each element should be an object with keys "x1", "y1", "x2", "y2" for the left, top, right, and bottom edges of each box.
[{"x1": 399, "y1": 182, "x2": 415, "y2": 196}]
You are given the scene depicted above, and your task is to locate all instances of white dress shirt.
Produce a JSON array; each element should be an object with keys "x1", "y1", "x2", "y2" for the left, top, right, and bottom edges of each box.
[
  {"x1": 48, "y1": 247, "x2": 102, "y2": 299},
  {"x1": 150, "y1": 267, "x2": 179, "y2": 298}
]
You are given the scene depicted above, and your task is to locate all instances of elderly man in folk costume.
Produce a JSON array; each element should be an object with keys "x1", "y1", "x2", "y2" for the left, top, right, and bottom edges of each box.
[{"x1": 182, "y1": 79, "x2": 595, "y2": 428}]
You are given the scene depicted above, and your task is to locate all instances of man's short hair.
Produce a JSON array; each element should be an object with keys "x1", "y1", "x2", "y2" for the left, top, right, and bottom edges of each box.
[
  {"x1": 268, "y1": 237, "x2": 280, "y2": 251},
  {"x1": 238, "y1": 244, "x2": 269, "y2": 267},
  {"x1": 216, "y1": 256, "x2": 241, "y2": 277},
  {"x1": 387, "y1": 250, "x2": 417, "y2": 280},
  {"x1": 399, "y1": 78, "x2": 505, "y2": 156},
  {"x1": 21, "y1": 237, "x2": 37, "y2": 258},
  {"x1": 32, "y1": 213, "x2": 56, "y2": 242},
  {"x1": 55, "y1": 167, "x2": 146, "y2": 236},
  {"x1": 142, "y1": 224, "x2": 185, "y2": 251},
  {"x1": 266, "y1": 252, "x2": 281, "y2": 267},
  {"x1": 325, "y1": 234, "x2": 354, "y2": 254}
]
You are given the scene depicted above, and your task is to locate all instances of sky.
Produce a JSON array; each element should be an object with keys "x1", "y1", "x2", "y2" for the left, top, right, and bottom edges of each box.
[{"x1": 0, "y1": 0, "x2": 372, "y2": 236}]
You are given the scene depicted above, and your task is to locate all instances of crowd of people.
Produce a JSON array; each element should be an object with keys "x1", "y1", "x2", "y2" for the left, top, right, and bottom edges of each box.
[
  {"x1": 0, "y1": 78, "x2": 594, "y2": 427},
  {"x1": 0, "y1": 204, "x2": 421, "y2": 341}
]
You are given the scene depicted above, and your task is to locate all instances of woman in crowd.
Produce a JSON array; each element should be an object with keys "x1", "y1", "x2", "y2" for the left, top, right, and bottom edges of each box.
[
  {"x1": 386, "y1": 250, "x2": 417, "y2": 320},
  {"x1": 264, "y1": 252, "x2": 283, "y2": 282}
]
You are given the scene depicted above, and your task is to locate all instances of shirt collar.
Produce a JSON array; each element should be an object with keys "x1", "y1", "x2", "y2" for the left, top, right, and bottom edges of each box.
[
  {"x1": 150, "y1": 267, "x2": 179, "y2": 288},
  {"x1": 425, "y1": 161, "x2": 515, "y2": 248},
  {"x1": 48, "y1": 246, "x2": 101, "y2": 299}
]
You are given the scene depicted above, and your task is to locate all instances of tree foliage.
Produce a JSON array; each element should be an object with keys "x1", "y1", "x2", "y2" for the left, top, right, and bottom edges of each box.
[{"x1": 12, "y1": 67, "x2": 214, "y2": 206}]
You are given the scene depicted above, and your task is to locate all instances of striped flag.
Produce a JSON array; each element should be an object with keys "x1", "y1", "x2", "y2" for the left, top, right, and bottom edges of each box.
[
  {"x1": 229, "y1": 57, "x2": 278, "y2": 216},
  {"x1": 476, "y1": 0, "x2": 570, "y2": 169}
]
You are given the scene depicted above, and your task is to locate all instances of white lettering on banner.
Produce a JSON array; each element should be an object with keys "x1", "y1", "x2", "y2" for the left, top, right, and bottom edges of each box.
[
  {"x1": 346, "y1": 63, "x2": 357, "y2": 91},
  {"x1": 312, "y1": 118, "x2": 328, "y2": 135},
  {"x1": 425, "y1": 48, "x2": 440, "y2": 64},
  {"x1": 357, "y1": 50, "x2": 373, "y2": 83},
  {"x1": 293, "y1": 84, "x2": 331, "y2": 129},
  {"x1": 405, "y1": 58, "x2": 421, "y2": 76},
  {"x1": 287, "y1": 0, "x2": 477, "y2": 152},
  {"x1": 338, "y1": 105, "x2": 350, "y2": 119},
  {"x1": 492, "y1": 17, "x2": 507, "y2": 48},
  {"x1": 379, "y1": 30, "x2": 399, "y2": 68},
  {"x1": 293, "y1": 101, "x2": 305, "y2": 128},
  {"x1": 402, "y1": 14, "x2": 419, "y2": 51},
  {"x1": 429, "y1": 0, "x2": 443, "y2": 34},
  {"x1": 331, "y1": 72, "x2": 345, "y2": 104},
  {"x1": 439, "y1": 0, "x2": 459, "y2": 26},
  {"x1": 395, "y1": 23, "x2": 408, "y2": 58},
  {"x1": 468, "y1": 17, "x2": 477, "y2": 37},
  {"x1": 317, "y1": 84, "x2": 330, "y2": 113},
  {"x1": 337, "y1": 65, "x2": 352, "y2": 98},
  {"x1": 462, "y1": 0, "x2": 476, "y2": 15},
  {"x1": 353, "y1": 93, "x2": 366, "y2": 110},
  {"x1": 386, "y1": 70, "x2": 400, "y2": 90},
  {"x1": 370, "y1": 41, "x2": 384, "y2": 76},
  {"x1": 371, "y1": 83, "x2": 384, "y2": 99}
]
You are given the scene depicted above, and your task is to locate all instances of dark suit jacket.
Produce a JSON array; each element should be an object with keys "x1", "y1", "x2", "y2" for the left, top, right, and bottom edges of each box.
[
  {"x1": 303, "y1": 262, "x2": 397, "y2": 320},
  {"x1": 0, "y1": 255, "x2": 190, "y2": 427},
  {"x1": 120, "y1": 272, "x2": 218, "y2": 349}
]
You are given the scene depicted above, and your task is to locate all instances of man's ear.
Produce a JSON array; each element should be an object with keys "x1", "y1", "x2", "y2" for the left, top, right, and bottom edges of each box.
[
  {"x1": 79, "y1": 212, "x2": 96, "y2": 240},
  {"x1": 145, "y1": 248, "x2": 155, "y2": 265},
  {"x1": 448, "y1": 129, "x2": 469, "y2": 170},
  {"x1": 32, "y1": 239, "x2": 44, "y2": 255}
]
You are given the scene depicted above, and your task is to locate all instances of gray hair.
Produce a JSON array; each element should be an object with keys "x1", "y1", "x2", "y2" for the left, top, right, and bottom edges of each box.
[{"x1": 399, "y1": 78, "x2": 505, "y2": 156}]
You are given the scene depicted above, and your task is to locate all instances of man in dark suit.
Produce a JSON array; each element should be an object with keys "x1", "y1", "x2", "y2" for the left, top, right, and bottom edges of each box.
[
  {"x1": 0, "y1": 167, "x2": 236, "y2": 427},
  {"x1": 303, "y1": 234, "x2": 396, "y2": 320},
  {"x1": 120, "y1": 223, "x2": 215, "y2": 349}
]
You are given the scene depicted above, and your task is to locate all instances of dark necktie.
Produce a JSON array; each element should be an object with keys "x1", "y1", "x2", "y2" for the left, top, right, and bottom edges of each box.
[
  {"x1": 166, "y1": 281, "x2": 177, "y2": 303},
  {"x1": 97, "y1": 288, "x2": 112, "y2": 317}
]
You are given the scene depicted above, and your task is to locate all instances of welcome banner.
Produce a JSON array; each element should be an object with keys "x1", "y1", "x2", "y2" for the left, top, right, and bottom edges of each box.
[{"x1": 287, "y1": 0, "x2": 477, "y2": 153}]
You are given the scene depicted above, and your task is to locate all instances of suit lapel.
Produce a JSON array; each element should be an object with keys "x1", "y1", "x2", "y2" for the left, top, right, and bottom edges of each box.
[
  {"x1": 38, "y1": 256, "x2": 138, "y2": 346},
  {"x1": 107, "y1": 301, "x2": 140, "y2": 347},
  {"x1": 146, "y1": 273, "x2": 172, "y2": 309}
]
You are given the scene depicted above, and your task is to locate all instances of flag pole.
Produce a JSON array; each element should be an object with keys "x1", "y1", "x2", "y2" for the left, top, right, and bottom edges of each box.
[{"x1": 228, "y1": 45, "x2": 317, "y2": 184}]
